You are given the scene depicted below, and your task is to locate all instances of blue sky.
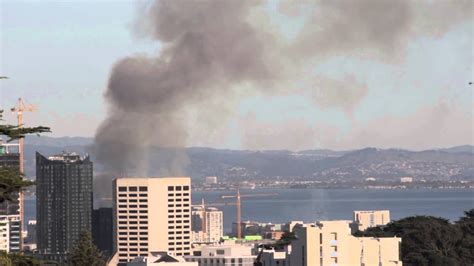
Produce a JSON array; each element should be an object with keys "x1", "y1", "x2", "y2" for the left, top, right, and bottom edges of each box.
[{"x1": 1, "y1": 1, "x2": 472, "y2": 150}]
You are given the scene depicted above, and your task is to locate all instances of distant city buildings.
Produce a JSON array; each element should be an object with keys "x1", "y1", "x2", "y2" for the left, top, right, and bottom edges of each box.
[
  {"x1": 109, "y1": 177, "x2": 191, "y2": 265},
  {"x1": 353, "y1": 210, "x2": 391, "y2": 231},
  {"x1": 92, "y1": 207, "x2": 114, "y2": 258},
  {"x1": 23, "y1": 219, "x2": 37, "y2": 251},
  {"x1": 204, "y1": 176, "x2": 217, "y2": 185},
  {"x1": 232, "y1": 221, "x2": 285, "y2": 240},
  {"x1": 288, "y1": 220, "x2": 401, "y2": 266},
  {"x1": 36, "y1": 152, "x2": 93, "y2": 256},
  {"x1": 0, "y1": 143, "x2": 22, "y2": 252},
  {"x1": 191, "y1": 205, "x2": 223, "y2": 243},
  {"x1": 400, "y1": 177, "x2": 413, "y2": 183}
]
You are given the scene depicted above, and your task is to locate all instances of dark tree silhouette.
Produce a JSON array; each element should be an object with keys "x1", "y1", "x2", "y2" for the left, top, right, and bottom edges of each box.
[
  {"x1": 70, "y1": 231, "x2": 106, "y2": 266},
  {"x1": 0, "y1": 109, "x2": 50, "y2": 202}
]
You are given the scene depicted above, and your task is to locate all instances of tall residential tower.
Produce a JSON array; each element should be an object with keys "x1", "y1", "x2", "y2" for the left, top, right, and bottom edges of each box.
[{"x1": 36, "y1": 152, "x2": 93, "y2": 256}]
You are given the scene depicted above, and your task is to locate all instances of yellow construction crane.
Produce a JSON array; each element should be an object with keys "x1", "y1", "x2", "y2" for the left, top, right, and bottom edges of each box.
[
  {"x1": 10, "y1": 97, "x2": 37, "y2": 250},
  {"x1": 11, "y1": 98, "x2": 37, "y2": 173},
  {"x1": 221, "y1": 189, "x2": 278, "y2": 239}
]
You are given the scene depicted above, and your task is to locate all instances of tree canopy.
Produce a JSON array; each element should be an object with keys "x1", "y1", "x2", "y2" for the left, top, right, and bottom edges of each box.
[
  {"x1": 0, "y1": 109, "x2": 50, "y2": 202},
  {"x1": 70, "y1": 231, "x2": 106, "y2": 266},
  {"x1": 355, "y1": 209, "x2": 474, "y2": 266},
  {"x1": 0, "y1": 110, "x2": 50, "y2": 142}
]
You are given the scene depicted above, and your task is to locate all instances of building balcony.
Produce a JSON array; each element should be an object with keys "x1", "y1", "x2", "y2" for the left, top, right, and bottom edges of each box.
[
  {"x1": 330, "y1": 251, "x2": 338, "y2": 257},
  {"x1": 330, "y1": 240, "x2": 337, "y2": 246}
]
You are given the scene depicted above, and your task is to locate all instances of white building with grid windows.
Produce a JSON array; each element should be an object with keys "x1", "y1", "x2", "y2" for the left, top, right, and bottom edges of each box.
[
  {"x1": 109, "y1": 177, "x2": 192, "y2": 266},
  {"x1": 191, "y1": 207, "x2": 223, "y2": 243}
]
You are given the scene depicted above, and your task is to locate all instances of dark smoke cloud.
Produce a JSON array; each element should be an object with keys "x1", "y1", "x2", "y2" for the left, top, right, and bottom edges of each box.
[
  {"x1": 289, "y1": 0, "x2": 472, "y2": 62},
  {"x1": 93, "y1": 0, "x2": 472, "y2": 197},
  {"x1": 94, "y1": 0, "x2": 273, "y2": 179}
]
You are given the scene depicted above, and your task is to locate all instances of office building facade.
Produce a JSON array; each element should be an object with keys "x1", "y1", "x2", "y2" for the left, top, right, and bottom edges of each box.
[
  {"x1": 36, "y1": 152, "x2": 93, "y2": 255},
  {"x1": 111, "y1": 177, "x2": 192, "y2": 265}
]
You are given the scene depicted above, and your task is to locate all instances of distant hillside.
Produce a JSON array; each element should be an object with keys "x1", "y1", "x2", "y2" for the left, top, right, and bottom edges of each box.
[
  {"x1": 436, "y1": 145, "x2": 474, "y2": 154},
  {"x1": 22, "y1": 136, "x2": 474, "y2": 182}
]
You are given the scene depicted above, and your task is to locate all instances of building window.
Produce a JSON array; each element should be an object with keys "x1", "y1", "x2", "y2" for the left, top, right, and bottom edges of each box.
[
  {"x1": 129, "y1": 187, "x2": 138, "y2": 192},
  {"x1": 118, "y1": 187, "x2": 127, "y2": 192},
  {"x1": 168, "y1": 186, "x2": 174, "y2": 191},
  {"x1": 139, "y1": 186, "x2": 147, "y2": 191}
]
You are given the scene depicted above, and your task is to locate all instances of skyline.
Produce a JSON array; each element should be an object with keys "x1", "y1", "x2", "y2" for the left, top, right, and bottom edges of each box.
[{"x1": 1, "y1": 0, "x2": 473, "y2": 151}]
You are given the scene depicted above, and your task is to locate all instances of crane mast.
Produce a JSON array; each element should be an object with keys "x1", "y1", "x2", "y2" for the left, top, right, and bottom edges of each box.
[
  {"x1": 10, "y1": 97, "x2": 37, "y2": 251},
  {"x1": 222, "y1": 189, "x2": 277, "y2": 239}
]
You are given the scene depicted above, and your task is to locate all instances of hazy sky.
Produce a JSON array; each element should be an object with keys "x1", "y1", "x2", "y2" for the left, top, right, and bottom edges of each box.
[{"x1": 1, "y1": 0, "x2": 473, "y2": 151}]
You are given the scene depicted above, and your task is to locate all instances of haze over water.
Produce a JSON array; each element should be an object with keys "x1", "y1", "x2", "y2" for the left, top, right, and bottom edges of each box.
[{"x1": 27, "y1": 188, "x2": 470, "y2": 233}]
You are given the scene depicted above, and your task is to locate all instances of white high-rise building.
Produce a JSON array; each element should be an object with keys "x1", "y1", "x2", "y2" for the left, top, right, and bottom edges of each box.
[
  {"x1": 353, "y1": 210, "x2": 390, "y2": 231},
  {"x1": 191, "y1": 206, "x2": 223, "y2": 243},
  {"x1": 109, "y1": 177, "x2": 192, "y2": 265}
]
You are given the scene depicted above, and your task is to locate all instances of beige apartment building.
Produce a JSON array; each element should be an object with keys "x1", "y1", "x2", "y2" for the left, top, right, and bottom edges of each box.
[
  {"x1": 289, "y1": 220, "x2": 402, "y2": 266},
  {"x1": 109, "y1": 177, "x2": 192, "y2": 265},
  {"x1": 353, "y1": 210, "x2": 390, "y2": 231}
]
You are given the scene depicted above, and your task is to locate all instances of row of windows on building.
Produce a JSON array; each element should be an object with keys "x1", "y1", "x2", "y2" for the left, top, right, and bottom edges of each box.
[
  {"x1": 188, "y1": 258, "x2": 248, "y2": 264},
  {"x1": 118, "y1": 186, "x2": 148, "y2": 192},
  {"x1": 168, "y1": 186, "x2": 190, "y2": 191}
]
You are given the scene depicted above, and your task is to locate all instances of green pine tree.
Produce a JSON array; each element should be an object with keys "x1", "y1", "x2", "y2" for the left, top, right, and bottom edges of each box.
[
  {"x1": 70, "y1": 231, "x2": 106, "y2": 266},
  {"x1": 0, "y1": 109, "x2": 50, "y2": 202}
]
